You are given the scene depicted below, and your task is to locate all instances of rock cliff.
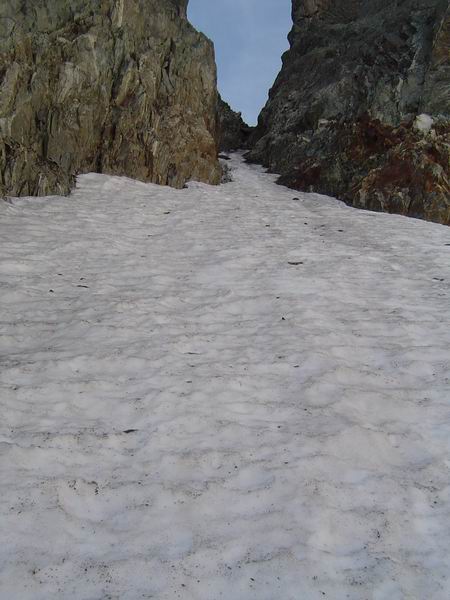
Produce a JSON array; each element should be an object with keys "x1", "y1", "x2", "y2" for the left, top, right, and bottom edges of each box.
[
  {"x1": 247, "y1": 0, "x2": 450, "y2": 225},
  {"x1": 217, "y1": 95, "x2": 252, "y2": 152},
  {"x1": 0, "y1": 0, "x2": 221, "y2": 196}
]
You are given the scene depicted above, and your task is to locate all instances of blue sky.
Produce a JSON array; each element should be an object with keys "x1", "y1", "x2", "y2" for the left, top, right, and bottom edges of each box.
[{"x1": 188, "y1": 0, "x2": 292, "y2": 125}]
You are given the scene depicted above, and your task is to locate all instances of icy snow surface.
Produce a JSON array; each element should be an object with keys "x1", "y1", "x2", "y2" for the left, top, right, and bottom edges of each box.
[{"x1": 1, "y1": 155, "x2": 450, "y2": 600}]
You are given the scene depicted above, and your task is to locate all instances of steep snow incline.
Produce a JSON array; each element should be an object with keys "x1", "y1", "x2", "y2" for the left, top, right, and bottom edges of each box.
[{"x1": 1, "y1": 156, "x2": 449, "y2": 599}]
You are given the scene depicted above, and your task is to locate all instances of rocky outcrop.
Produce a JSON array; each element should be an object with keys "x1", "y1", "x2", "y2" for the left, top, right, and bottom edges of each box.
[
  {"x1": 247, "y1": 0, "x2": 450, "y2": 225},
  {"x1": 0, "y1": 0, "x2": 221, "y2": 197},
  {"x1": 217, "y1": 95, "x2": 252, "y2": 152}
]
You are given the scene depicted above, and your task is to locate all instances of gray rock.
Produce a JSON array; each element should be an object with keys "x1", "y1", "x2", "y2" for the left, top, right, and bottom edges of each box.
[
  {"x1": 246, "y1": 0, "x2": 450, "y2": 225},
  {"x1": 0, "y1": 0, "x2": 221, "y2": 197}
]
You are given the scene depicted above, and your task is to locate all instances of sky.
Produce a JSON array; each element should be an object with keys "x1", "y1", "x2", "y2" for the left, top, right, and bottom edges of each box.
[{"x1": 188, "y1": 0, "x2": 292, "y2": 125}]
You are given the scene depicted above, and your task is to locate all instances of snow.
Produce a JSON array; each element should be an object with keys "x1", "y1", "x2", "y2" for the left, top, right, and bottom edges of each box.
[
  {"x1": 1, "y1": 155, "x2": 450, "y2": 599},
  {"x1": 413, "y1": 113, "x2": 434, "y2": 134}
]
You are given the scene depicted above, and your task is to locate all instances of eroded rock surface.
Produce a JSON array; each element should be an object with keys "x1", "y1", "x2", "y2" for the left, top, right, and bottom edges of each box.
[
  {"x1": 247, "y1": 0, "x2": 450, "y2": 225},
  {"x1": 0, "y1": 0, "x2": 221, "y2": 196}
]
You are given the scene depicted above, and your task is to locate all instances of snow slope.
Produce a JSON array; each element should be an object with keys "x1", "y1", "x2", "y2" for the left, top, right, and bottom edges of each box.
[{"x1": 1, "y1": 155, "x2": 449, "y2": 600}]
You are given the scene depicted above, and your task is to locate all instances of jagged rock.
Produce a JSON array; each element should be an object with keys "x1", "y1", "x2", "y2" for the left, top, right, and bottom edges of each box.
[
  {"x1": 247, "y1": 0, "x2": 450, "y2": 225},
  {"x1": 0, "y1": 0, "x2": 221, "y2": 197},
  {"x1": 217, "y1": 95, "x2": 252, "y2": 152},
  {"x1": 277, "y1": 115, "x2": 450, "y2": 224}
]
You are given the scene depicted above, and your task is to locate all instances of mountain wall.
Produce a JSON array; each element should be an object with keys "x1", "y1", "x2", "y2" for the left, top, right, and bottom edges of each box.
[
  {"x1": 217, "y1": 95, "x2": 252, "y2": 152},
  {"x1": 0, "y1": 0, "x2": 221, "y2": 196},
  {"x1": 247, "y1": 0, "x2": 450, "y2": 225}
]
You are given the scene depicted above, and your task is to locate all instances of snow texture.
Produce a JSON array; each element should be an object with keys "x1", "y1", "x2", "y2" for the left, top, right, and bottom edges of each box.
[
  {"x1": 1, "y1": 155, "x2": 450, "y2": 599},
  {"x1": 413, "y1": 113, "x2": 434, "y2": 134}
]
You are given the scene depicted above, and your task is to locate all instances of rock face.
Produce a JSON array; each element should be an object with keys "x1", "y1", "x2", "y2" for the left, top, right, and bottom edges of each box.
[
  {"x1": 247, "y1": 0, "x2": 450, "y2": 225},
  {"x1": 0, "y1": 0, "x2": 221, "y2": 196},
  {"x1": 217, "y1": 95, "x2": 252, "y2": 152}
]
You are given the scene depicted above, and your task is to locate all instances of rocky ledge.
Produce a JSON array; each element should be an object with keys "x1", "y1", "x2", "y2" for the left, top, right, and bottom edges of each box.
[
  {"x1": 0, "y1": 0, "x2": 221, "y2": 196},
  {"x1": 247, "y1": 0, "x2": 450, "y2": 225}
]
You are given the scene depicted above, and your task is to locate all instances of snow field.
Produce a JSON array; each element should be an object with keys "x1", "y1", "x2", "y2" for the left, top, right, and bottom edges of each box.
[{"x1": 1, "y1": 155, "x2": 450, "y2": 599}]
